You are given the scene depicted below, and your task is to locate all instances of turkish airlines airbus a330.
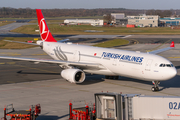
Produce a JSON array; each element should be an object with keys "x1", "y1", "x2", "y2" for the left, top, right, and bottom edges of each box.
[{"x1": 0, "y1": 9, "x2": 177, "y2": 92}]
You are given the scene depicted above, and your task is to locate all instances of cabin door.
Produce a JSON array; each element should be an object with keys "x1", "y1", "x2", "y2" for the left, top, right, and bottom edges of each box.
[{"x1": 145, "y1": 59, "x2": 153, "y2": 71}]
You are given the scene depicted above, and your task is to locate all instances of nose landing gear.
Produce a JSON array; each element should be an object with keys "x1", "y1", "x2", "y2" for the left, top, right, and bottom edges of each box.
[{"x1": 151, "y1": 81, "x2": 160, "y2": 92}]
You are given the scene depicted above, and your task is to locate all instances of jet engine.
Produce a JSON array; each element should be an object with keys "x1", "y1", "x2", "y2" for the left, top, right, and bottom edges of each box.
[{"x1": 61, "y1": 69, "x2": 86, "y2": 83}]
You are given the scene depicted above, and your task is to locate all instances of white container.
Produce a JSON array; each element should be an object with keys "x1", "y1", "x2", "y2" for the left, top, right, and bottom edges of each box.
[
  {"x1": 95, "y1": 93, "x2": 180, "y2": 120},
  {"x1": 125, "y1": 95, "x2": 180, "y2": 120}
]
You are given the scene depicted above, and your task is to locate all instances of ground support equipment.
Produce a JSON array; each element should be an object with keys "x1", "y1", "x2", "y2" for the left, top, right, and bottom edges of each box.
[
  {"x1": 69, "y1": 103, "x2": 96, "y2": 120},
  {"x1": 1, "y1": 104, "x2": 41, "y2": 120}
]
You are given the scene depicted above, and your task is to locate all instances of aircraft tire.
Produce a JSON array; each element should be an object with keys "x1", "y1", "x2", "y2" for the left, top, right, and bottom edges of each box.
[
  {"x1": 156, "y1": 87, "x2": 159, "y2": 91},
  {"x1": 151, "y1": 87, "x2": 159, "y2": 92},
  {"x1": 151, "y1": 87, "x2": 155, "y2": 92}
]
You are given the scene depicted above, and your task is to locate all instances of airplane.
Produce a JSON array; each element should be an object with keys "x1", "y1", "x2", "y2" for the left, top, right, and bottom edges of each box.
[{"x1": 0, "y1": 9, "x2": 177, "y2": 92}]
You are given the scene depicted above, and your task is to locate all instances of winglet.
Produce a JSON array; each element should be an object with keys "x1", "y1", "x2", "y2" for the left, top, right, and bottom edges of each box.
[
  {"x1": 36, "y1": 9, "x2": 57, "y2": 42},
  {"x1": 170, "y1": 41, "x2": 175, "y2": 48},
  {"x1": 149, "y1": 41, "x2": 175, "y2": 54}
]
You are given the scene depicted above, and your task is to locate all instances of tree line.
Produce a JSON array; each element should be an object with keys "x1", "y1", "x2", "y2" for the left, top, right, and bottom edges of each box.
[{"x1": 0, "y1": 7, "x2": 177, "y2": 18}]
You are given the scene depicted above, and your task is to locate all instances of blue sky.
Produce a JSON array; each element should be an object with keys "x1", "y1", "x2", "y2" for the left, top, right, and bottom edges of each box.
[{"x1": 1, "y1": 0, "x2": 180, "y2": 9}]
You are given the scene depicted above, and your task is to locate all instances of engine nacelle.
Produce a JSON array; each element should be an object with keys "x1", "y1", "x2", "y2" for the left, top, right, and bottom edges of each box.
[{"x1": 61, "y1": 69, "x2": 86, "y2": 83}]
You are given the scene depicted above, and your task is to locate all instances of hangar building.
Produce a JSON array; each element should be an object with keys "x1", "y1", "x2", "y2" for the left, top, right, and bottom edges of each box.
[
  {"x1": 111, "y1": 13, "x2": 128, "y2": 26},
  {"x1": 64, "y1": 19, "x2": 103, "y2": 26}
]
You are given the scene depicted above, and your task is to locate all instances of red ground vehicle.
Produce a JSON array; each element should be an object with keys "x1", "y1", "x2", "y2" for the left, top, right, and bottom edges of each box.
[
  {"x1": 1, "y1": 104, "x2": 41, "y2": 120},
  {"x1": 69, "y1": 103, "x2": 96, "y2": 120}
]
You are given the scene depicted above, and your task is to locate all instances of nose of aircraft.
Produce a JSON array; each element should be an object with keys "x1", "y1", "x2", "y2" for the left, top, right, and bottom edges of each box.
[{"x1": 168, "y1": 67, "x2": 177, "y2": 79}]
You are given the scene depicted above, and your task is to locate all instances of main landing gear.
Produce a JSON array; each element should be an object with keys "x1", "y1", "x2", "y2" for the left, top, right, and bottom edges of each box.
[
  {"x1": 151, "y1": 81, "x2": 160, "y2": 92},
  {"x1": 105, "y1": 75, "x2": 119, "y2": 80}
]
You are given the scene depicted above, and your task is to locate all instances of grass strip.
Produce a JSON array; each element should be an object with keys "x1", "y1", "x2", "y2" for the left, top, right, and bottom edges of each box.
[
  {"x1": 11, "y1": 24, "x2": 180, "y2": 35},
  {"x1": 93, "y1": 39, "x2": 129, "y2": 48},
  {"x1": 0, "y1": 21, "x2": 14, "y2": 27},
  {"x1": 0, "y1": 37, "x2": 39, "y2": 49}
]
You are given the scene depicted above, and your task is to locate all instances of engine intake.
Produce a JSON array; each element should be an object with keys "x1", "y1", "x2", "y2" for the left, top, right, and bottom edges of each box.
[{"x1": 61, "y1": 69, "x2": 85, "y2": 83}]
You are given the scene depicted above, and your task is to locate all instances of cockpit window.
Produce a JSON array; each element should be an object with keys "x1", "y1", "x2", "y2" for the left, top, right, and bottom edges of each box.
[
  {"x1": 166, "y1": 64, "x2": 171, "y2": 67},
  {"x1": 159, "y1": 63, "x2": 174, "y2": 67}
]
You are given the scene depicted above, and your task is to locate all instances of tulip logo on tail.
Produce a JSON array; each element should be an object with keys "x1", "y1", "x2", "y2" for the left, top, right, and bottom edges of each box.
[{"x1": 40, "y1": 18, "x2": 49, "y2": 41}]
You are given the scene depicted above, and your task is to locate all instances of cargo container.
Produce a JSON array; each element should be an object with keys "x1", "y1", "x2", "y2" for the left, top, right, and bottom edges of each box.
[{"x1": 95, "y1": 93, "x2": 180, "y2": 120}]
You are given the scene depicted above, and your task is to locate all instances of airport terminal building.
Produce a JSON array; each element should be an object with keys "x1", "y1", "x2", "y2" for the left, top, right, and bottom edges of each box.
[
  {"x1": 111, "y1": 13, "x2": 159, "y2": 27},
  {"x1": 159, "y1": 17, "x2": 180, "y2": 26},
  {"x1": 64, "y1": 14, "x2": 180, "y2": 27},
  {"x1": 127, "y1": 15, "x2": 159, "y2": 27}
]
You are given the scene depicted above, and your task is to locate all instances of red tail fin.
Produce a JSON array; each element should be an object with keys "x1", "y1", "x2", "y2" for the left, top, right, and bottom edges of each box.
[
  {"x1": 36, "y1": 9, "x2": 57, "y2": 42},
  {"x1": 170, "y1": 41, "x2": 174, "y2": 48}
]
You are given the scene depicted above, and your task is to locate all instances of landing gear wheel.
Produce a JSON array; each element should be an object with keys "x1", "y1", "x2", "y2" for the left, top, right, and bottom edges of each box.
[
  {"x1": 156, "y1": 87, "x2": 159, "y2": 91},
  {"x1": 151, "y1": 81, "x2": 160, "y2": 92},
  {"x1": 151, "y1": 87, "x2": 159, "y2": 92},
  {"x1": 151, "y1": 87, "x2": 155, "y2": 92}
]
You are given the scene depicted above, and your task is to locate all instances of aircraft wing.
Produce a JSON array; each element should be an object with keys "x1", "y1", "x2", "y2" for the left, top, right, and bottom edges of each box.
[
  {"x1": 148, "y1": 41, "x2": 174, "y2": 54},
  {"x1": 4, "y1": 38, "x2": 70, "y2": 45},
  {"x1": 0, "y1": 56, "x2": 106, "y2": 70}
]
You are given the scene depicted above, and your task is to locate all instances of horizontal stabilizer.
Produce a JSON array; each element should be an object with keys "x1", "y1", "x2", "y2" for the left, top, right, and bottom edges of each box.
[{"x1": 4, "y1": 40, "x2": 39, "y2": 46}]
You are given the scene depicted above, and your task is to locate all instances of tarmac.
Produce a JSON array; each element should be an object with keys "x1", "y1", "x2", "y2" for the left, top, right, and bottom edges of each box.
[{"x1": 0, "y1": 23, "x2": 29, "y2": 33}]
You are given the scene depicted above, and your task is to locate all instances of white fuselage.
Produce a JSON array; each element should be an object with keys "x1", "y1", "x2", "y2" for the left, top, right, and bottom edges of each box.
[{"x1": 43, "y1": 42, "x2": 177, "y2": 81}]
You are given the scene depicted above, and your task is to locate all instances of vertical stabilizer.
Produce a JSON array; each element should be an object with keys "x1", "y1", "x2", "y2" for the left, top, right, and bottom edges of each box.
[{"x1": 36, "y1": 9, "x2": 57, "y2": 42}]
